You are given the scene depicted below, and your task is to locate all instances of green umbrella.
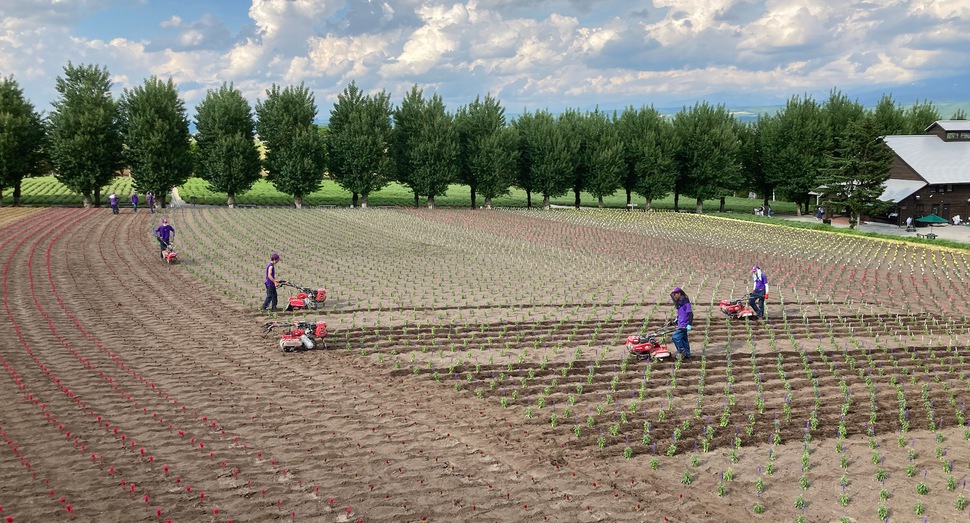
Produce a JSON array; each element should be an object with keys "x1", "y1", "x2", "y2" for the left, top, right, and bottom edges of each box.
[
  {"x1": 916, "y1": 213, "x2": 947, "y2": 223},
  {"x1": 916, "y1": 213, "x2": 948, "y2": 226}
]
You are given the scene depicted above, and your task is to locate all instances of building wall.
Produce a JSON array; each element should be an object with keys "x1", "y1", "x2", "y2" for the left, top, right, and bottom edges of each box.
[{"x1": 896, "y1": 184, "x2": 970, "y2": 222}]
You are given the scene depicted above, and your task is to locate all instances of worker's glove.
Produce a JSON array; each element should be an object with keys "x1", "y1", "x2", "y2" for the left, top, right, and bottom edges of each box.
[
  {"x1": 764, "y1": 294, "x2": 769, "y2": 300},
  {"x1": 685, "y1": 325, "x2": 692, "y2": 332}
]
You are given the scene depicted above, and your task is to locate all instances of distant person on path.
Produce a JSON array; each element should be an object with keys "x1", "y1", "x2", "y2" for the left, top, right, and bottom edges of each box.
[
  {"x1": 146, "y1": 191, "x2": 155, "y2": 213},
  {"x1": 131, "y1": 191, "x2": 139, "y2": 212},
  {"x1": 669, "y1": 287, "x2": 694, "y2": 360},
  {"x1": 905, "y1": 216, "x2": 913, "y2": 228},
  {"x1": 262, "y1": 253, "x2": 281, "y2": 312},
  {"x1": 109, "y1": 192, "x2": 119, "y2": 214},
  {"x1": 154, "y1": 218, "x2": 175, "y2": 260},
  {"x1": 748, "y1": 265, "x2": 769, "y2": 320}
]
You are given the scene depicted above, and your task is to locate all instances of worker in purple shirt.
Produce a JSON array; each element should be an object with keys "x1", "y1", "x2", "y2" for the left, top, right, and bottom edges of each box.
[
  {"x1": 748, "y1": 265, "x2": 769, "y2": 320},
  {"x1": 261, "y1": 253, "x2": 281, "y2": 312},
  {"x1": 154, "y1": 218, "x2": 175, "y2": 260},
  {"x1": 669, "y1": 287, "x2": 694, "y2": 360},
  {"x1": 109, "y1": 192, "x2": 119, "y2": 214},
  {"x1": 131, "y1": 191, "x2": 139, "y2": 212},
  {"x1": 146, "y1": 191, "x2": 155, "y2": 213}
]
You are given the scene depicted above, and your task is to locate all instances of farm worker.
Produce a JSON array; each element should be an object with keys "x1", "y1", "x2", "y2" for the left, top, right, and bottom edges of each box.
[
  {"x1": 109, "y1": 193, "x2": 119, "y2": 214},
  {"x1": 262, "y1": 253, "x2": 281, "y2": 312},
  {"x1": 131, "y1": 191, "x2": 139, "y2": 212},
  {"x1": 669, "y1": 287, "x2": 693, "y2": 360},
  {"x1": 748, "y1": 265, "x2": 769, "y2": 320},
  {"x1": 154, "y1": 218, "x2": 175, "y2": 260},
  {"x1": 146, "y1": 191, "x2": 155, "y2": 213}
]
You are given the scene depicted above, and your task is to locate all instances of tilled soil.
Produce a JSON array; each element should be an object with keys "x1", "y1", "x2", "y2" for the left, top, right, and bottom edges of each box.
[{"x1": 3, "y1": 207, "x2": 970, "y2": 523}]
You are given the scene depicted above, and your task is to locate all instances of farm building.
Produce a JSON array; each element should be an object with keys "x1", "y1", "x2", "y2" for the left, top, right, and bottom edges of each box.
[{"x1": 879, "y1": 120, "x2": 970, "y2": 225}]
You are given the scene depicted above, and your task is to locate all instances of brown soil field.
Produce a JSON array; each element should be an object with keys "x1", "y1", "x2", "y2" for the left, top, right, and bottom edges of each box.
[{"x1": 2, "y1": 207, "x2": 970, "y2": 523}]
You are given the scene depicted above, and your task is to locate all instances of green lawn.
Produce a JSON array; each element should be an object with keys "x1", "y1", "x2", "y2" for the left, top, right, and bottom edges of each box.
[{"x1": 4, "y1": 175, "x2": 797, "y2": 214}]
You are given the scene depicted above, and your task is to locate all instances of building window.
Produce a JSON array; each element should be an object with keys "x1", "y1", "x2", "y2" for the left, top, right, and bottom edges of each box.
[{"x1": 962, "y1": 132, "x2": 970, "y2": 140}]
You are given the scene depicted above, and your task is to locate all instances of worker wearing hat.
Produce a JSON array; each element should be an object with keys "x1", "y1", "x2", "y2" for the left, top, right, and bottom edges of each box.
[
  {"x1": 748, "y1": 265, "x2": 769, "y2": 320},
  {"x1": 154, "y1": 218, "x2": 175, "y2": 260},
  {"x1": 262, "y1": 253, "x2": 282, "y2": 312},
  {"x1": 669, "y1": 287, "x2": 694, "y2": 360}
]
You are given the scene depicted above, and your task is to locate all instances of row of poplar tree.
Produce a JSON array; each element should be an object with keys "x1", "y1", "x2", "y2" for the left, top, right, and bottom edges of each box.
[{"x1": 1, "y1": 62, "x2": 964, "y2": 218}]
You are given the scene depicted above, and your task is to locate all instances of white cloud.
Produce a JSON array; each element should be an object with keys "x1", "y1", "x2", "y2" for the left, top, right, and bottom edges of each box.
[{"x1": 1, "y1": 0, "x2": 969, "y2": 117}]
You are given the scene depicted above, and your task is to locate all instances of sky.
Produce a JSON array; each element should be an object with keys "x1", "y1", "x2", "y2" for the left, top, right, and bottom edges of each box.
[{"x1": 2, "y1": 0, "x2": 969, "y2": 122}]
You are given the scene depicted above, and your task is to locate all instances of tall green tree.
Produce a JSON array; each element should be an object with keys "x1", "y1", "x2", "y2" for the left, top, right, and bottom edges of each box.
[
  {"x1": 904, "y1": 99, "x2": 942, "y2": 134},
  {"x1": 515, "y1": 109, "x2": 577, "y2": 209},
  {"x1": 671, "y1": 102, "x2": 741, "y2": 213},
  {"x1": 256, "y1": 83, "x2": 326, "y2": 207},
  {"x1": 327, "y1": 81, "x2": 393, "y2": 208},
  {"x1": 871, "y1": 94, "x2": 907, "y2": 136},
  {"x1": 392, "y1": 86, "x2": 459, "y2": 209},
  {"x1": 471, "y1": 126, "x2": 518, "y2": 209},
  {"x1": 820, "y1": 115, "x2": 893, "y2": 228},
  {"x1": 511, "y1": 111, "x2": 539, "y2": 208},
  {"x1": 47, "y1": 62, "x2": 122, "y2": 207},
  {"x1": 118, "y1": 76, "x2": 192, "y2": 209},
  {"x1": 617, "y1": 105, "x2": 675, "y2": 210},
  {"x1": 583, "y1": 110, "x2": 624, "y2": 208},
  {"x1": 194, "y1": 83, "x2": 261, "y2": 207},
  {"x1": 558, "y1": 109, "x2": 587, "y2": 208},
  {"x1": 0, "y1": 76, "x2": 46, "y2": 206},
  {"x1": 761, "y1": 94, "x2": 828, "y2": 215},
  {"x1": 455, "y1": 94, "x2": 515, "y2": 209}
]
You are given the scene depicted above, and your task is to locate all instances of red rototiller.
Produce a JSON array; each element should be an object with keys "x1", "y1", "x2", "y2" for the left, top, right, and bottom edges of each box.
[
  {"x1": 162, "y1": 244, "x2": 178, "y2": 264},
  {"x1": 719, "y1": 294, "x2": 756, "y2": 320},
  {"x1": 626, "y1": 321, "x2": 677, "y2": 362},
  {"x1": 278, "y1": 281, "x2": 326, "y2": 312},
  {"x1": 263, "y1": 320, "x2": 328, "y2": 352}
]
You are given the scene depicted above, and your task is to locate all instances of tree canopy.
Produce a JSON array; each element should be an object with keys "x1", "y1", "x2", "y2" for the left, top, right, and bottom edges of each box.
[
  {"x1": 0, "y1": 75, "x2": 46, "y2": 205},
  {"x1": 256, "y1": 83, "x2": 326, "y2": 207},
  {"x1": 47, "y1": 62, "x2": 122, "y2": 207},
  {"x1": 194, "y1": 83, "x2": 261, "y2": 207},
  {"x1": 118, "y1": 76, "x2": 193, "y2": 208}
]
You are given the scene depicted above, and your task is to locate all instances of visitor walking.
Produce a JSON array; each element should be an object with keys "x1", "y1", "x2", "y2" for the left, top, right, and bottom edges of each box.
[
  {"x1": 146, "y1": 191, "x2": 155, "y2": 213},
  {"x1": 131, "y1": 191, "x2": 139, "y2": 213},
  {"x1": 109, "y1": 192, "x2": 119, "y2": 214}
]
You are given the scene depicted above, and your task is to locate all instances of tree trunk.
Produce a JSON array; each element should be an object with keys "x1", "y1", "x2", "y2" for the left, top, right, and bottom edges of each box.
[
  {"x1": 542, "y1": 194, "x2": 550, "y2": 210},
  {"x1": 598, "y1": 195, "x2": 604, "y2": 208},
  {"x1": 526, "y1": 190, "x2": 532, "y2": 209},
  {"x1": 414, "y1": 193, "x2": 419, "y2": 208},
  {"x1": 484, "y1": 196, "x2": 493, "y2": 209},
  {"x1": 13, "y1": 181, "x2": 22, "y2": 206},
  {"x1": 626, "y1": 189, "x2": 631, "y2": 207},
  {"x1": 574, "y1": 188, "x2": 581, "y2": 209},
  {"x1": 719, "y1": 196, "x2": 726, "y2": 212},
  {"x1": 427, "y1": 194, "x2": 435, "y2": 209},
  {"x1": 360, "y1": 194, "x2": 369, "y2": 209},
  {"x1": 227, "y1": 192, "x2": 235, "y2": 208},
  {"x1": 470, "y1": 186, "x2": 477, "y2": 209},
  {"x1": 673, "y1": 191, "x2": 679, "y2": 212},
  {"x1": 795, "y1": 201, "x2": 803, "y2": 217},
  {"x1": 352, "y1": 192, "x2": 359, "y2": 208},
  {"x1": 695, "y1": 197, "x2": 703, "y2": 214},
  {"x1": 294, "y1": 195, "x2": 303, "y2": 209},
  {"x1": 160, "y1": 193, "x2": 167, "y2": 208},
  {"x1": 82, "y1": 193, "x2": 92, "y2": 208},
  {"x1": 644, "y1": 198, "x2": 652, "y2": 211}
]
